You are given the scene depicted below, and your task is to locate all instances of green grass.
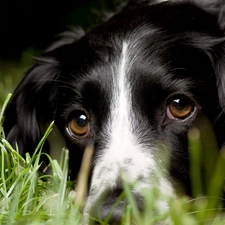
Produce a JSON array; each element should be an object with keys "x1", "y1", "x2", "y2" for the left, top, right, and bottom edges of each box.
[
  {"x1": 0, "y1": 62, "x2": 225, "y2": 224},
  {"x1": 0, "y1": 95, "x2": 225, "y2": 225},
  {"x1": 0, "y1": 95, "x2": 81, "y2": 225}
]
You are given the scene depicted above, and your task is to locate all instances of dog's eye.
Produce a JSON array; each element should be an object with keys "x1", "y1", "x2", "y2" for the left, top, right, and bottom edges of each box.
[
  {"x1": 68, "y1": 112, "x2": 90, "y2": 137},
  {"x1": 167, "y1": 95, "x2": 194, "y2": 120}
]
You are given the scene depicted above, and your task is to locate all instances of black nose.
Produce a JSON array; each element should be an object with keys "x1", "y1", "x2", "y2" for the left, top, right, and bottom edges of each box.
[
  {"x1": 100, "y1": 201, "x2": 125, "y2": 224},
  {"x1": 99, "y1": 189, "x2": 124, "y2": 224},
  {"x1": 98, "y1": 189, "x2": 143, "y2": 224}
]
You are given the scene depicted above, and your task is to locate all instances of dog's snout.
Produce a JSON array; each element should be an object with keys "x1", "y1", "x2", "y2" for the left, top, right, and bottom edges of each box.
[
  {"x1": 98, "y1": 189, "x2": 143, "y2": 224},
  {"x1": 99, "y1": 189, "x2": 124, "y2": 223},
  {"x1": 100, "y1": 202, "x2": 124, "y2": 224}
]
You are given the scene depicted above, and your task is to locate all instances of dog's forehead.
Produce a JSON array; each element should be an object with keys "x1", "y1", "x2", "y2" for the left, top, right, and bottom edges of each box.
[
  {"x1": 79, "y1": 28, "x2": 213, "y2": 95},
  {"x1": 61, "y1": 27, "x2": 215, "y2": 121},
  {"x1": 74, "y1": 1, "x2": 219, "y2": 82},
  {"x1": 57, "y1": 0, "x2": 219, "y2": 125}
]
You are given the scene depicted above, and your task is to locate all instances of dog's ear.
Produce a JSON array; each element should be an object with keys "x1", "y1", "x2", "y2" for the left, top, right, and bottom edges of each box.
[
  {"x1": 218, "y1": 2, "x2": 225, "y2": 31},
  {"x1": 3, "y1": 28, "x2": 85, "y2": 156},
  {"x1": 193, "y1": 1, "x2": 225, "y2": 111},
  {"x1": 212, "y1": 3, "x2": 225, "y2": 110},
  {"x1": 3, "y1": 57, "x2": 61, "y2": 156},
  {"x1": 46, "y1": 28, "x2": 85, "y2": 52}
]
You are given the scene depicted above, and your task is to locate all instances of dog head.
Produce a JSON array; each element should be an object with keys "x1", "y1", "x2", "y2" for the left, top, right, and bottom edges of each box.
[{"x1": 4, "y1": 0, "x2": 225, "y2": 223}]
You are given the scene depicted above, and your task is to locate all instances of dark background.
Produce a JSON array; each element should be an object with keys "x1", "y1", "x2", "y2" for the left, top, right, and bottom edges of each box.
[
  {"x1": 0, "y1": 0, "x2": 122, "y2": 60},
  {"x1": 0, "y1": 0, "x2": 124, "y2": 104}
]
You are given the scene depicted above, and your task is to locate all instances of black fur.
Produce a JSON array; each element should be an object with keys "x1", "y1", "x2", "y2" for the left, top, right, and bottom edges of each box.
[{"x1": 3, "y1": 0, "x2": 225, "y2": 222}]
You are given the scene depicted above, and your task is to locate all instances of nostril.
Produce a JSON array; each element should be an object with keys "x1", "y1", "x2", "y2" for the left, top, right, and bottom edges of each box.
[
  {"x1": 99, "y1": 189, "x2": 125, "y2": 223},
  {"x1": 98, "y1": 189, "x2": 143, "y2": 224},
  {"x1": 100, "y1": 201, "x2": 125, "y2": 224},
  {"x1": 102, "y1": 188, "x2": 124, "y2": 206}
]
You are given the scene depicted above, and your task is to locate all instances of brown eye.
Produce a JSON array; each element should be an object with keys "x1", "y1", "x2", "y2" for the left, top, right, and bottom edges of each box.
[
  {"x1": 167, "y1": 95, "x2": 194, "y2": 120},
  {"x1": 68, "y1": 112, "x2": 90, "y2": 137}
]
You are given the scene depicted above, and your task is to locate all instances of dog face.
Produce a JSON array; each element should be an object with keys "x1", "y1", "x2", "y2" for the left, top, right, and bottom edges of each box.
[{"x1": 4, "y1": 0, "x2": 225, "y2": 223}]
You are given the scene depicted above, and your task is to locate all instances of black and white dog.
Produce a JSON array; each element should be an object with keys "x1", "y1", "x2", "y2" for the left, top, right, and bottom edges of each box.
[{"x1": 4, "y1": 0, "x2": 225, "y2": 223}]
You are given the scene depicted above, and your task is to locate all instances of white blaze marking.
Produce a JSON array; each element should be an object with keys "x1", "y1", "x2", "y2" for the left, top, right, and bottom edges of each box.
[{"x1": 83, "y1": 41, "x2": 174, "y2": 221}]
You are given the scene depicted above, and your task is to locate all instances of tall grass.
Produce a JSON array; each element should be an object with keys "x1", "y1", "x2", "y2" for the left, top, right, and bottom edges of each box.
[
  {"x1": 0, "y1": 95, "x2": 81, "y2": 225},
  {"x1": 0, "y1": 94, "x2": 225, "y2": 225}
]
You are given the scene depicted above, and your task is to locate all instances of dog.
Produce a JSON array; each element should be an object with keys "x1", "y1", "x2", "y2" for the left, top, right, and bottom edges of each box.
[{"x1": 3, "y1": 0, "x2": 225, "y2": 223}]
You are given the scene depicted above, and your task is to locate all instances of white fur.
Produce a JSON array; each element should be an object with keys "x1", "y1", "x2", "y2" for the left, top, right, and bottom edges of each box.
[{"x1": 83, "y1": 42, "x2": 174, "y2": 222}]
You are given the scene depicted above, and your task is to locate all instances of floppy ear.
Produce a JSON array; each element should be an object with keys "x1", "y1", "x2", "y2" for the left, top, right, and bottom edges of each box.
[
  {"x1": 3, "y1": 28, "x2": 85, "y2": 157},
  {"x1": 213, "y1": 45, "x2": 225, "y2": 111},
  {"x1": 218, "y1": 3, "x2": 225, "y2": 30},
  {"x1": 3, "y1": 57, "x2": 61, "y2": 156},
  {"x1": 193, "y1": 1, "x2": 225, "y2": 111},
  {"x1": 212, "y1": 3, "x2": 225, "y2": 111}
]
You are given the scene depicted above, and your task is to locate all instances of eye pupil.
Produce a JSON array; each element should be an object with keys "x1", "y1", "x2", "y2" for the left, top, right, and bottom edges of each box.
[
  {"x1": 77, "y1": 114, "x2": 87, "y2": 128},
  {"x1": 172, "y1": 98, "x2": 188, "y2": 111},
  {"x1": 67, "y1": 112, "x2": 90, "y2": 138}
]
